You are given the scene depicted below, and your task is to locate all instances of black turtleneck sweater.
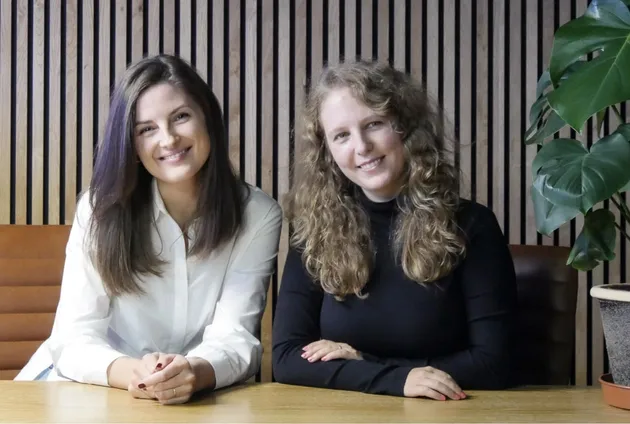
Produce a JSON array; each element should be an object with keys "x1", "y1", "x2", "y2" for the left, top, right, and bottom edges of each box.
[{"x1": 272, "y1": 194, "x2": 517, "y2": 396}]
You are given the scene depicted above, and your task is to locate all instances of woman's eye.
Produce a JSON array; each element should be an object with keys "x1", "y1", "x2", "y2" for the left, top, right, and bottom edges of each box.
[
  {"x1": 138, "y1": 126, "x2": 153, "y2": 135},
  {"x1": 333, "y1": 132, "x2": 349, "y2": 141},
  {"x1": 175, "y1": 112, "x2": 190, "y2": 121},
  {"x1": 366, "y1": 121, "x2": 383, "y2": 129}
]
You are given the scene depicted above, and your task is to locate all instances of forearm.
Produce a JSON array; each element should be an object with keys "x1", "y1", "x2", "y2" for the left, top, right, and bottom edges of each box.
[
  {"x1": 106, "y1": 356, "x2": 143, "y2": 389},
  {"x1": 188, "y1": 357, "x2": 217, "y2": 392}
]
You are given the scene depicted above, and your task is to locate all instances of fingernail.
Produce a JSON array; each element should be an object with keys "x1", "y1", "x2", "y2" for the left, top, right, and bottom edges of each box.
[
  {"x1": 441, "y1": 395, "x2": 446, "y2": 401},
  {"x1": 138, "y1": 383, "x2": 146, "y2": 389},
  {"x1": 460, "y1": 392, "x2": 467, "y2": 399},
  {"x1": 156, "y1": 363, "x2": 162, "y2": 369},
  {"x1": 301, "y1": 353, "x2": 306, "y2": 358}
]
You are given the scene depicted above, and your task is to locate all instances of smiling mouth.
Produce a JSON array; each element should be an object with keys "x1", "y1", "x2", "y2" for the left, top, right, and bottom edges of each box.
[
  {"x1": 357, "y1": 157, "x2": 384, "y2": 170},
  {"x1": 160, "y1": 147, "x2": 191, "y2": 161}
]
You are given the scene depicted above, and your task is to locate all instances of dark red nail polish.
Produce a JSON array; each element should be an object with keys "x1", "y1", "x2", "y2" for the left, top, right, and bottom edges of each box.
[
  {"x1": 156, "y1": 363, "x2": 162, "y2": 369},
  {"x1": 138, "y1": 383, "x2": 146, "y2": 389}
]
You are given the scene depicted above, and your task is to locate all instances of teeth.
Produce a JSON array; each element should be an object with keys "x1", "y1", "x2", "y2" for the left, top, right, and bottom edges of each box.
[
  {"x1": 360, "y1": 158, "x2": 382, "y2": 170},
  {"x1": 163, "y1": 149, "x2": 188, "y2": 160}
]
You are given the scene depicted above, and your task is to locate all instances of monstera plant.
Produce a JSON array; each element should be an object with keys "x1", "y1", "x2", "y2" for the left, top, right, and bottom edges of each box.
[
  {"x1": 526, "y1": 0, "x2": 630, "y2": 404},
  {"x1": 526, "y1": 0, "x2": 630, "y2": 271}
]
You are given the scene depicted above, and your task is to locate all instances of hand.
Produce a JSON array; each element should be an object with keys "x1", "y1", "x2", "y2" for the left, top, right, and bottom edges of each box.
[
  {"x1": 301, "y1": 339, "x2": 363, "y2": 362},
  {"x1": 128, "y1": 353, "x2": 175, "y2": 400},
  {"x1": 136, "y1": 354, "x2": 197, "y2": 405},
  {"x1": 403, "y1": 366, "x2": 466, "y2": 400}
]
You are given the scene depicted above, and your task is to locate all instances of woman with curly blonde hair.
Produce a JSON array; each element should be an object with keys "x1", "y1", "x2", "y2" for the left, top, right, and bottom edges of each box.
[{"x1": 272, "y1": 60, "x2": 517, "y2": 400}]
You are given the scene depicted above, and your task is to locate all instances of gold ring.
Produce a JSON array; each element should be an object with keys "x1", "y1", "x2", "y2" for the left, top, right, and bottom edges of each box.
[{"x1": 172, "y1": 388, "x2": 177, "y2": 397}]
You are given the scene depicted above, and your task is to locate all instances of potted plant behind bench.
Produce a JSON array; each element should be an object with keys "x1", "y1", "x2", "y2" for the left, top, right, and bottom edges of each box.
[{"x1": 524, "y1": 0, "x2": 630, "y2": 410}]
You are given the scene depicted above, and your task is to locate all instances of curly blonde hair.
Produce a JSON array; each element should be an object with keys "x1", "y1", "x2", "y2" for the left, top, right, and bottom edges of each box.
[{"x1": 285, "y1": 60, "x2": 466, "y2": 300}]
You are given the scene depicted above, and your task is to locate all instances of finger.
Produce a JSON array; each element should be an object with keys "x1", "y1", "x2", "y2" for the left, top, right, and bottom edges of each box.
[
  {"x1": 321, "y1": 349, "x2": 354, "y2": 362},
  {"x1": 155, "y1": 381, "x2": 194, "y2": 403},
  {"x1": 138, "y1": 362, "x2": 184, "y2": 387},
  {"x1": 302, "y1": 340, "x2": 328, "y2": 353},
  {"x1": 153, "y1": 353, "x2": 177, "y2": 373},
  {"x1": 306, "y1": 346, "x2": 337, "y2": 362},
  {"x1": 420, "y1": 378, "x2": 461, "y2": 400},
  {"x1": 422, "y1": 367, "x2": 462, "y2": 392},
  {"x1": 408, "y1": 386, "x2": 446, "y2": 401}
]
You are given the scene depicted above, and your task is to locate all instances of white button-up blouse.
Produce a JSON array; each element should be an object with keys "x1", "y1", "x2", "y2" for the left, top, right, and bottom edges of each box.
[{"x1": 16, "y1": 181, "x2": 283, "y2": 390}]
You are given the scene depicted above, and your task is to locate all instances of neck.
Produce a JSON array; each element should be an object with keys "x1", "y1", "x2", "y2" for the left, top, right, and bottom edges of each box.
[{"x1": 157, "y1": 180, "x2": 199, "y2": 230}]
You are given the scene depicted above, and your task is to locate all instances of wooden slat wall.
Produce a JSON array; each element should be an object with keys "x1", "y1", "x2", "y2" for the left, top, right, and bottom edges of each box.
[{"x1": 0, "y1": 0, "x2": 624, "y2": 386}]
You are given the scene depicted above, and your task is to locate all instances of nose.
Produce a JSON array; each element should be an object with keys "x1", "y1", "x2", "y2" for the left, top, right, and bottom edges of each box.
[
  {"x1": 355, "y1": 131, "x2": 373, "y2": 155},
  {"x1": 159, "y1": 126, "x2": 179, "y2": 148}
]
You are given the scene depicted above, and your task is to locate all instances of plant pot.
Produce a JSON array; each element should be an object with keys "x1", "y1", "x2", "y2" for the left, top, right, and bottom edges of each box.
[{"x1": 590, "y1": 284, "x2": 630, "y2": 409}]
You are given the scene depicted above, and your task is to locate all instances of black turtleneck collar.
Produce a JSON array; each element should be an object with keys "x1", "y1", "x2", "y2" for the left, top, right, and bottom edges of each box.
[{"x1": 356, "y1": 187, "x2": 399, "y2": 218}]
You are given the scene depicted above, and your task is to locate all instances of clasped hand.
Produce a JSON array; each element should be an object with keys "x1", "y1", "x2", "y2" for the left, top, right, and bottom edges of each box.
[{"x1": 128, "y1": 353, "x2": 196, "y2": 405}]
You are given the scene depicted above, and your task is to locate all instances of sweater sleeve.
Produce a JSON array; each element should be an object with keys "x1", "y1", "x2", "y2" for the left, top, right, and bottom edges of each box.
[
  {"x1": 271, "y1": 248, "x2": 412, "y2": 396},
  {"x1": 360, "y1": 206, "x2": 517, "y2": 390}
]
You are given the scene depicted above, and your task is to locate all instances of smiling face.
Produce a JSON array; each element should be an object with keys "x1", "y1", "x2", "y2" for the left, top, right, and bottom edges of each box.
[
  {"x1": 320, "y1": 87, "x2": 406, "y2": 202},
  {"x1": 133, "y1": 83, "x2": 211, "y2": 192}
]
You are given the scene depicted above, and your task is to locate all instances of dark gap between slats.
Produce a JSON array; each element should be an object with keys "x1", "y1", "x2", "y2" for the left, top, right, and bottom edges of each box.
[
  {"x1": 222, "y1": 0, "x2": 230, "y2": 145},
  {"x1": 60, "y1": 0, "x2": 67, "y2": 224},
  {"x1": 388, "y1": 0, "x2": 394, "y2": 67},
  {"x1": 256, "y1": 0, "x2": 262, "y2": 189},
  {"x1": 470, "y1": 0, "x2": 477, "y2": 203},
  {"x1": 191, "y1": 0, "x2": 197, "y2": 66},
  {"x1": 322, "y1": 0, "x2": 328, "y2": 64},
  {"x1": 502, "y1": 0, "x2": 510, "y2": 240},
  {"x1": 10, "y1": 0, "x2": 17, "y2": 224},
  {"x1": 519, "y1": 0, "x2": 526, "y2": 244},
  {"x1": 142, "y1": 0, "x2": 149, "y2": 56},
  {"x1": 288, "y1": 0, "x2": 295, "y2": 187},
  {"x1": 159, "y1": 0, "x2": 164, "y2": 53},
  {"x1": 109, "y1": 0, "x2": 116, "y2": 96},
  {"x1": 404, "y1": 0, "x2": 410, "y2": 73},
  {"x1": 27, "y1": 0, "x2": 33, "y2": 224},
  {"x1": 239, "y1": 0, "x2": 246, "y2": 179},
  {"x1": 93, "y1": 0, "x2": 100, "y2": 153},
  {"x1": 76, "y1": 0, "x2": 84, "y2": 202},
  {"x1": 44, "y1": 0, "x2": 51, "y2": 223},
  {"x1": 487, "y1": 0, "x2": 493, "y2": 211}
]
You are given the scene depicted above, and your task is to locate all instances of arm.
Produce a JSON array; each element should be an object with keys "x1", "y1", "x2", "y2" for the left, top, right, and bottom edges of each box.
[
  {"x1": 359, "y1": 207, "x2": 517, "y2": 389},
  {"x1": 184, "y1": 200, "x2": 283, "y2": 390},
  {"x1": 48, "y1": 195, "x2": 130, "y2": 387},
  {"x1": 272, "y1": 248, "x2": 412, "y2": 396}
]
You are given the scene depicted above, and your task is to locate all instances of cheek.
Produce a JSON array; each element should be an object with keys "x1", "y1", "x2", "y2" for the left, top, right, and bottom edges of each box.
[{"x1": 327, "y1": 145, "x2": 353, "y2": 170}]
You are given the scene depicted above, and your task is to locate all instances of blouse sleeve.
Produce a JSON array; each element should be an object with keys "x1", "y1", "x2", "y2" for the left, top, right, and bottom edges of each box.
[
  {"x1": 186, "y1": 198, "x2": 283, "y2": 389},
  {"x1": 272, "y1": 248, "x2": 412, "y2": 396},
  {"x1": 48, "y1": 195, "x2": 127, "y2": 386},
  {"x1": 361, "y1": 206, "x2": 518, "y2": 389}
]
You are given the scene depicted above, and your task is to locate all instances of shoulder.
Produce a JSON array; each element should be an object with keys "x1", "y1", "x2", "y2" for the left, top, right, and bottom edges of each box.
[
  {"x1": 238, "y1": 184, "x2": 283, "y2": 236},
  {"x1": 242, "y1": 184, "x2": 282, "y2": 221},
  {"x1": 455, "y1": 198, "x2": 503, "y2": 241}
]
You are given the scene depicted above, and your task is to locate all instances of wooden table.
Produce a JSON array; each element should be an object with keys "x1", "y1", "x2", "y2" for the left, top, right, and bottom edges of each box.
[{"x1": 1, "y1": 381, "x2": 629, "y2": 423}]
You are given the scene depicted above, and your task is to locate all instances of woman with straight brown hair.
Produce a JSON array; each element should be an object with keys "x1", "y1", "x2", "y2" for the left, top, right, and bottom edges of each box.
[
  {"x1": 272, "y1": 60, "x2": 517, "y2": 400},
  {"x1": 17, "y1": 54, "x2": 282, "y2": 405}
]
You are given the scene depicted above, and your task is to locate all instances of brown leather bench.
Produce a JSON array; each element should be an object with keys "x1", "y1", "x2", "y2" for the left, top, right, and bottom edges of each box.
[
  {"x1": 0, "y1": 225, "x2": 70, "y2": 379},
  {"x1": 510, "y1": 244, "x2": 578, "y2": 385}
]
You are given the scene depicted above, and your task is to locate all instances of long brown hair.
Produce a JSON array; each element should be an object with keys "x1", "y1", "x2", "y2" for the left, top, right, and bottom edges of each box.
[
  {"x1": 87, "y1": 54, "x2": 246, "y2": 296},
  {"x1": 285, "y1": 60, "x2": 466, "y2": 300}
]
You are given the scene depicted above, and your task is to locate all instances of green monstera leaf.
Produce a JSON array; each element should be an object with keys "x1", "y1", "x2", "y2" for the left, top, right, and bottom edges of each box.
[
  {"x1": 532, "y1": 124, "x2": 630, "y2": 213},
  {"x1": 567, "y1": 209, "x2": 617, "y2": 271},
  {"x1": 546, "y1": 0, "x2": 630, "y2": 131}
]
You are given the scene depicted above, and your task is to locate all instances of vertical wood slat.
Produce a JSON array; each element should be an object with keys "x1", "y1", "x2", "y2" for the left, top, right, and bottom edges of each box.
[
  {"x1": 244, "y1": 0, "x2": 257, "y2": 186},
  {"x1": 393, "y1": 0, "x2": 405, "y2": 72},
  {"x1": 2, "y1": 0, "x2": 621, "y2": 386},
  {"x1": 0, "y1": 0, "x2": 11, "y2": 224},
  {"x1": 228, "y1": 0, "x2": 241, "y2": 175},
  {"x1": 147, "y1": 0, "x2": 159, "y2": 55},
  {"x1": 162, "y1": 0, "x2": 175, "y2": 55},
  {"x1": 179, "y1": 0, "x2": 192, "y2": 62},
  {"x1": 81, "y1": 1, "x2": 94, "y2": 194},
  {"x1": 259, "y1": 0, "x2": 275, "y2": 383},
  {"x1": 508, "y1": 0, "x2": 522, "y2": 246},
  {"x1": 15, "y1": 0, "x2": 28, "y2": 225},
  {"x1": 475, "y1": 0, "x2": 488, "y2": 207},
  {"x1": 65, "y1": 0, "x2": 78, "y2": 222},
  {"x1": 459, "y1": 1, "x2": 472, "y2": 199},
  {"x1": 32, "y1": 0, "x2": 44, "y2": 225},
  {"x1": 195, "y1": 0, "x2": 208, "y2": 81},
  {"x1": 49, "y1": 0, "x2": 61, "y2": 224},
  {"x1": 491, "y1": 0, "x2": 505, "y2": 232},
  {"x1": 377, "y1": 0, "x2": 388, "y2": 63}
]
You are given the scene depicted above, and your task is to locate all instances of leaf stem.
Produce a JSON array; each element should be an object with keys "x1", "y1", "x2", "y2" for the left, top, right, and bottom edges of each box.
[{"x1": 613, "y1": 193, "x2": 630, "y2": 222}]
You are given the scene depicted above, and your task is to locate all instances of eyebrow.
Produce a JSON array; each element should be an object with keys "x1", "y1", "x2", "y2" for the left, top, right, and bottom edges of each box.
[{"x1": 135, "y1": 104, "x2": 189, "y2": 126}]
